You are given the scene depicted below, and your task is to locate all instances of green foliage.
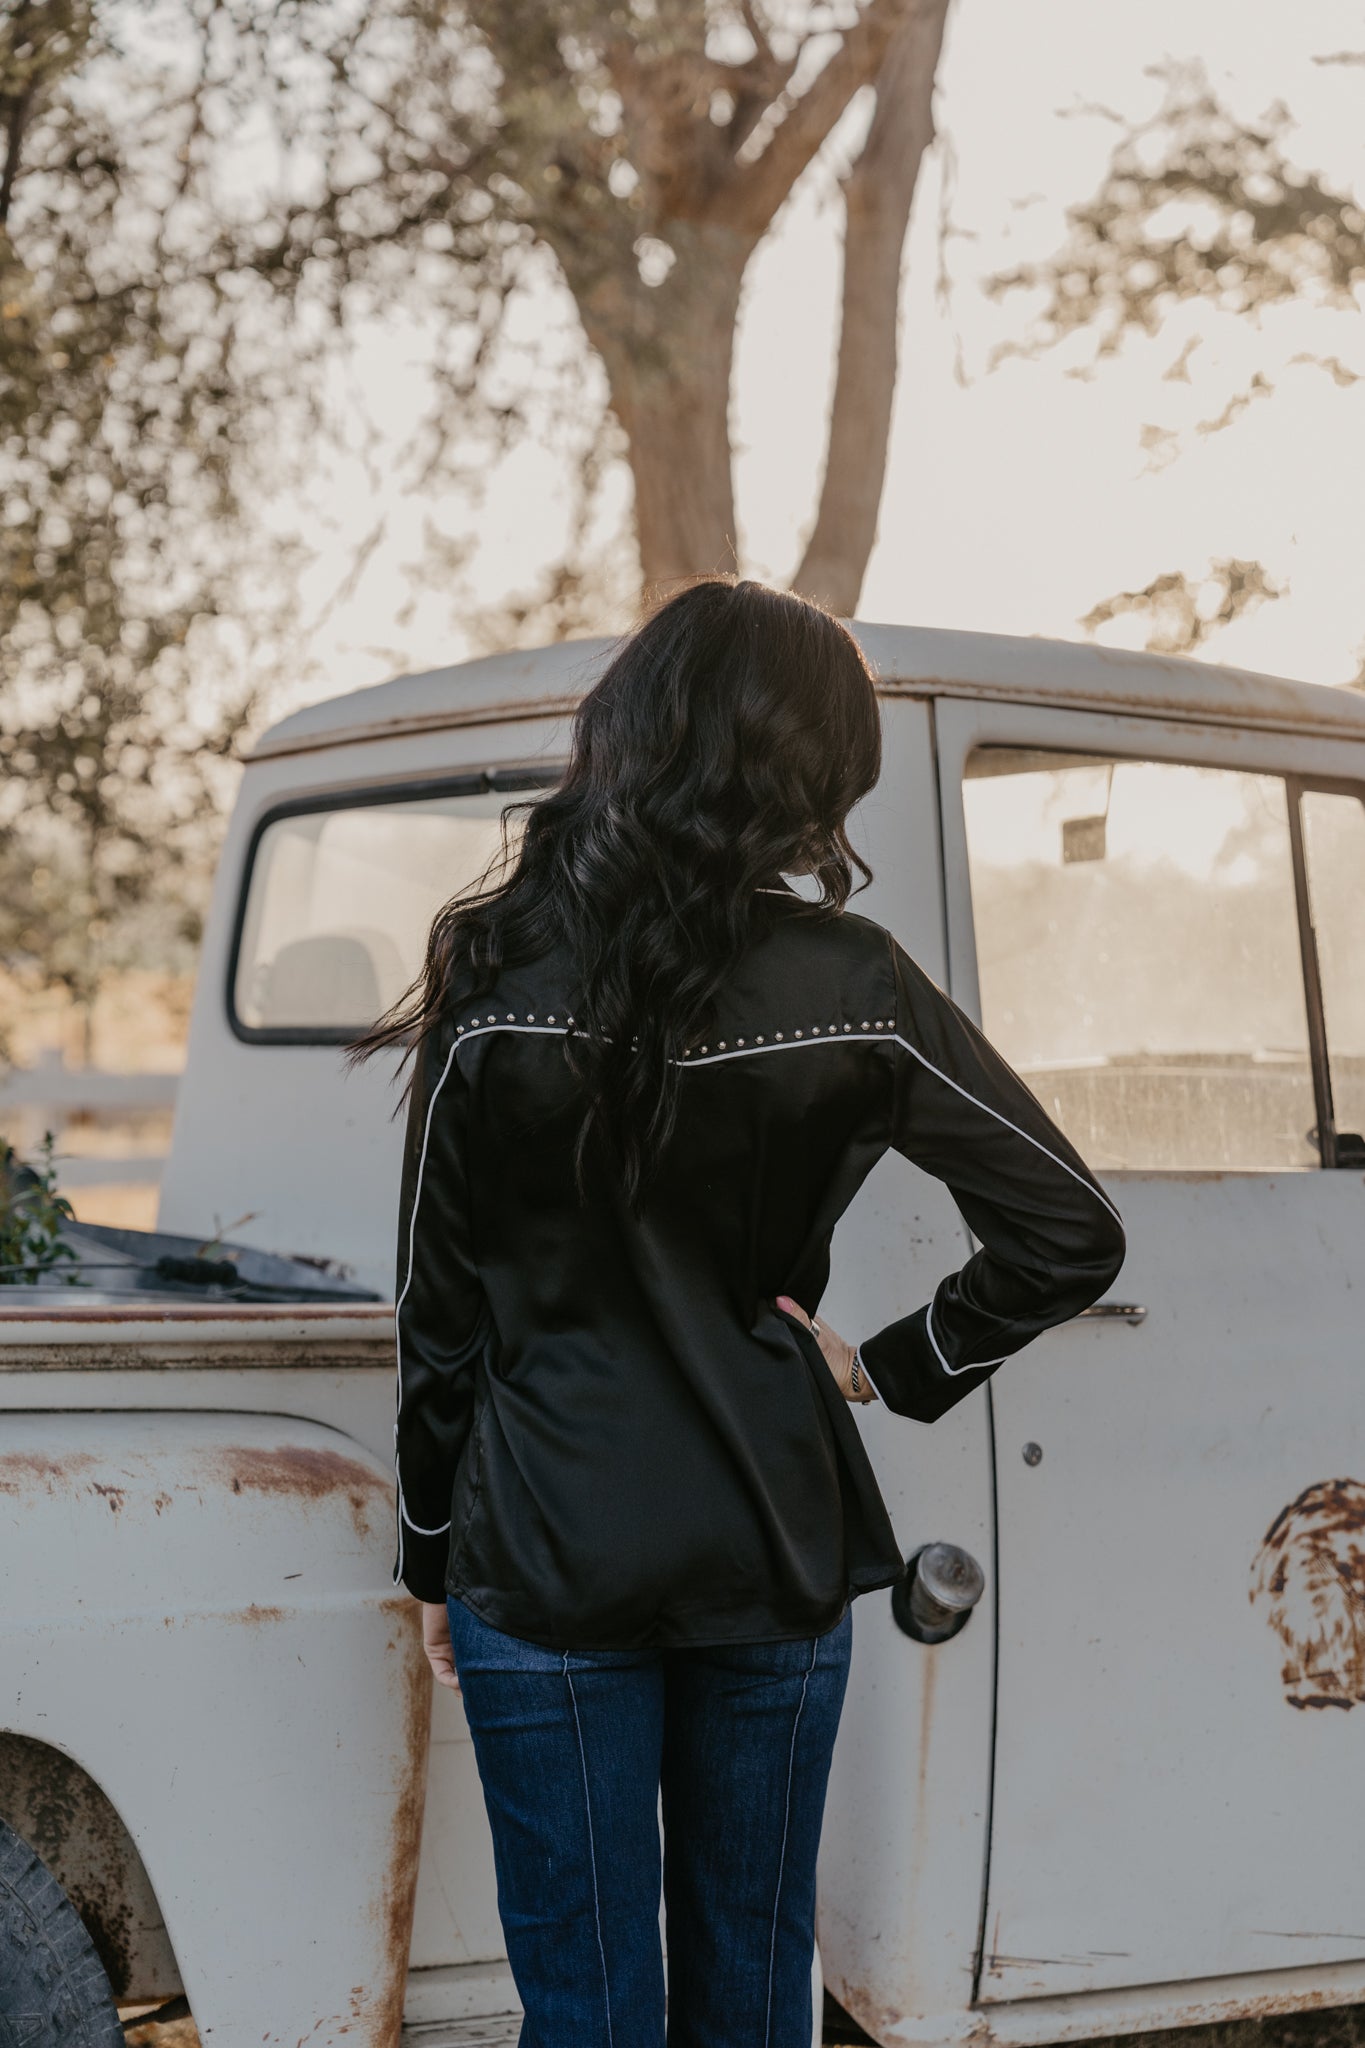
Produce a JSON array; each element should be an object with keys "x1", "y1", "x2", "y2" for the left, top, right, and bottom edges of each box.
[
  {"x1": 0, "y1": 1132, "x2": 80, "y2": 1285},
  {"x1": 1, "y1": 0, "x2": 929, "y2": 1028},
  {"x1": 0, "y1": 0, "x2": 295, "y2": 1025}
]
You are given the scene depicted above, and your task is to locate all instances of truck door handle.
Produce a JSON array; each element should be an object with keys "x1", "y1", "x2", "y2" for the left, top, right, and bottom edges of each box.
[
  {"x1": 1079, "y1": 1301, "x2": 1147, "y2": 1324},
  {"x1": 892, "y1": 1542, "x2": 986, "y2": 1645}
]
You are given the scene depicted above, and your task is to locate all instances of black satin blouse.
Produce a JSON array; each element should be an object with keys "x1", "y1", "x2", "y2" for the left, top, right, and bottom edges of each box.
[{"x1": 391, "y1": 889, "x2": 1126, "y2": 1648}]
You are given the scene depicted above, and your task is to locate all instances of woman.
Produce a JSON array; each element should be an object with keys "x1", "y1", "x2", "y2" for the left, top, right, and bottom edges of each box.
[{"x1": 350, "y1": 575, "x2": 1126, "y2": 2048}]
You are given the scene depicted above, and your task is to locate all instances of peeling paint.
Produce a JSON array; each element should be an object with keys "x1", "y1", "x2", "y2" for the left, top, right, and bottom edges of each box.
[{"x1": 1252, "y1": 1479, "x2": 1365, "y2": 1709}]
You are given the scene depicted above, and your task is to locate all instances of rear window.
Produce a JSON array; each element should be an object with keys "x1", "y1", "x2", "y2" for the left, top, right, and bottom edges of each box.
[{"x1": 229, "y1": 771, "x2": 561, "y2": 1041}]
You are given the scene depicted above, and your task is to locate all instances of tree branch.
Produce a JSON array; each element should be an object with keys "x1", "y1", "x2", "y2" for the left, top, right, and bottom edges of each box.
[
  {"x1": 793, "y1": 0, "x2": 950, "y2": 613},
  {"x1": 721, "y1": 0, "x2": 919, "y2": 234}
]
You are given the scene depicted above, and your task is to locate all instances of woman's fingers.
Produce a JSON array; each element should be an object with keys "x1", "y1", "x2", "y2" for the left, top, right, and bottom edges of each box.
[
  {"x1": 774, "y1": 1295, "x2": 872, "y2": 1404},
  {"x1": 421, "y1": 1600, "x2": 462, "y2": 1691}
]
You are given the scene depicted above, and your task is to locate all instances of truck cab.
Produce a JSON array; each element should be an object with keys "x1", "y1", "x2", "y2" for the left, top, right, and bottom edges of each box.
[{"x1": 6, "y1": 625, "x2": 1365, "y2": 2046}]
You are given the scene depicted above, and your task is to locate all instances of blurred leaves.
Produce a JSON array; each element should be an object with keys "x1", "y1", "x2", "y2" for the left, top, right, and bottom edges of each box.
[
  {"x1": 1081, "y1": 558, "x2": 1284, "y2": 658},
  {"x1": 0, "y1": 0, "x2": 295, "y2": 1036},
  {"x1": 989, "y1": 65, "x2": 1365, "y2": 360},
  {"x1": 1, "y1": 0, "x2": 943, "y2": 1032}
]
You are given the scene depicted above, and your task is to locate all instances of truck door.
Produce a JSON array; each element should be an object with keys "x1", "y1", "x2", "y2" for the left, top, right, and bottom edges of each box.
[{"x1": 934, "y1": 696, "x2": 1365, "y2": 2003}]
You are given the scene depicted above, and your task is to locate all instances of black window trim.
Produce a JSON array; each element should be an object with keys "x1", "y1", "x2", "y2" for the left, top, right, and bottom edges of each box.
[
  {"x1": 226, "y1": 763, "x2": 568, "y2": 1047},
  {"x1": 1289, "y1": 773, "x2": 1365, "y2": 1168}
]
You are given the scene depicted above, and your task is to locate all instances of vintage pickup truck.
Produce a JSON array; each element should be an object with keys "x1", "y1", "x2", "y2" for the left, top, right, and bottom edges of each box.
[{"x1": 3, "y1": 624, "x2": 1365, "y2": 2048}]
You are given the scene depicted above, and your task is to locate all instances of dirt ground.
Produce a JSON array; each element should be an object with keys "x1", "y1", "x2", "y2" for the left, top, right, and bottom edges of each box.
[{"x1": 115, "y1": 2004, "x2": 1365, "y2": 2048}]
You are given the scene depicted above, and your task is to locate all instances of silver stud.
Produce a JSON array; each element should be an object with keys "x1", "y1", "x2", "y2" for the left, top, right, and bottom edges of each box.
[
  {"x1": 774, "y1": 1032, "x2": 783, "y2": 1041},
  {"x1": 827, "y1": 1025, "x2": 837, "y2": 1035},
  {"x1": 737, "y1": 1037, "x2": 745, "y2": 1046},
  {"x1": 718, "y1": 1041, "x2": 727, "y2": 1050},
  {"x1": 528, "y1": 1013, "x2": 536, "y2": 1023},
  {"x1": 456, "y1": 1023, "x2": 464, "y2": 1032},
  {"x1": 487, "y1": 1014, "x2": 496, "y2": 1023},
  {"x1": 548, "y1": 1014, "x2": 556, "y2": 1023},
  {"x1": 794, "y1": 1030, "x2": 803, "y2": 1039},
  {"x1": 874, "y1": 1020, "x2": 884, "y2": 1029},
  {"x1": 756, "y1": 1035, "x2": 765, "y2": 1044},
  {"x1": 506, "y1": 1012, "x2": 515, "y2": 1021},
  {"x1": 861, "y1": 1020, "x2": 870, "y2": 1029},
  {"x1": 701, "y1": 1046, "x2": 709, "y2": 1055}
]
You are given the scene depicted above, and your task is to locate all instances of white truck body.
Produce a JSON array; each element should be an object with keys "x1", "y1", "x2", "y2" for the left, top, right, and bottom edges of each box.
[{"x1": 4, "y1": 624, "x2": 1365, "y2": 2047}]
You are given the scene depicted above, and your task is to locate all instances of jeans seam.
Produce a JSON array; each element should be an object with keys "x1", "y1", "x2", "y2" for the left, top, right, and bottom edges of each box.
[
  {"x1": 565, "y1": 1654, "x2": 615, "y2": 2048},
  {"x1": 764, "y1": 1634, "x2": 819, "y2": 2048}
]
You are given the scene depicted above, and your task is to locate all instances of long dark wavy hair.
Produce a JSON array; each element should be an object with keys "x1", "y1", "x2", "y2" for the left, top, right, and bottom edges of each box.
[{"x1": 348, "y1": 574, "x2": 882, "y2": 1213}]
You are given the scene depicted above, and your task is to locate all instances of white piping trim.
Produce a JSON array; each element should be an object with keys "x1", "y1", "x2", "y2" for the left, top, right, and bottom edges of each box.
[
  {"x1": 396, "y1": 1016, "x2": 1118, "y2": 1553},
  {"x1": 764, "y1": 1632, "x2": 818, "y2": 2048},
  {"x1": 400, "y1": 1502, "x2": 452, "y2": 1537},
  {"x1": 925, "y1": 1293, "x2": 1008, "y2": 1378},
  {"x1": 450, "y1": 1020, "x2": 896, "y2": 1066},
  {"x1": 674, "y1": 1032, "x2": 887, "y2": 1068},
  {"x1": 566, "y1": 1659, "x2": 615, "y2": 2047},
  {"x1": 393, "y1": 1034, "x2": 461, "y2": 1586},
  {"x1": 891, "y1": 1033, "x2": 1126, "y2": 1232}
]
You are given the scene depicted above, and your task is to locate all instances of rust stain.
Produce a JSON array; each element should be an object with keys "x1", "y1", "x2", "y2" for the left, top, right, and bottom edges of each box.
[
  {"x1": 215, "y1": 1443, "x2": 387, "y2": 1543},
  {"x1": 225, "y1": 1602, "x2": 288, "y2": 1628},
  {"x1": 0, "y1": 1733, "x2": 181, "y2": 2003},
  {"x1": 368, "y1": 1601, "x2": 432, "y2": 2045},
  {"x1": 246, "y1": 693, "x2": 582, "y2": 763},
  {"x1": 834, "y1": 1975, "x2": 945, "y2": 2048},
  {"x1": 90, "y1": 1482, "x2": 125, "y2": 1513},
  {"x1": 844, "y1": 1956, "x2": 1365, "y2": 2042},
  {"x1": 1251, "y1": 1479, "x2": 1365, "y2": 1709},
  {"x1": 916, "y1": 1648, "x2": 938, "y2": 1799},
  {"x1": 0, "y1": 1448, "x2": 98, "y2": 1493},
  {"x1": 0, "y1": 1302, "x2": 390, "y2": 1324}
]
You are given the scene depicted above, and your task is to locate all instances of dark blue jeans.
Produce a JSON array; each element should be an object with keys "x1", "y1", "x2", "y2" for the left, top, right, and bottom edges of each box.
[{"x1": 446, "y1": 1594, "x2": 854, "y2": 2048}]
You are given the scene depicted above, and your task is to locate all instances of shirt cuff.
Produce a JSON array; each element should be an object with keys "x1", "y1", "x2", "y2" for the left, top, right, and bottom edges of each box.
[
  {"x1": 394, "y1": 1497, "x2": 454, "y2": 1604},
  {"x1": 856, "y1": 1303, "x2": 1009, "y2": 1424}
]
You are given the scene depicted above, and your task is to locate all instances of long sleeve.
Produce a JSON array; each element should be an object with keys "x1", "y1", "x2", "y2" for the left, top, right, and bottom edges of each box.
[
  {"x1": 392, "y1": 1017, "x2": 492, "y2": 1602},
  {"x1": 856, "y1": 936, "x2": 1127, "y2": 1424}
]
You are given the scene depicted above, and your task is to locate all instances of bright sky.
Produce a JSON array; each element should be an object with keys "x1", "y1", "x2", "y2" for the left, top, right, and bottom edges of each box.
[{"x1": 273, "y1": 0, "x2": 1365, "y2": 716}]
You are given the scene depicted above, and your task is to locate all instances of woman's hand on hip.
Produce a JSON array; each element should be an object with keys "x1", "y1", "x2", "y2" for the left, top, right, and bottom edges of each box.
[
  {"x1": 775, "y1": 1295, "x2": 877, "y2": 1404},
  {"x1": 422, "y1": 1600, "x2": 461, "y2": 1692}
]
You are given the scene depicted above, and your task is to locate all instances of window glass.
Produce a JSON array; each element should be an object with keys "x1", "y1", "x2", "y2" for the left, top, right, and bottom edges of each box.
[
  {"x1": 1301, "y1": 789, "x2": 1365, "y2": 1143},
  {"x1": 233, "y1": 789, "x2": 528, "y2": 1034},
  {"x1": 962, "y1": 749, "x2": 1315, "y2": 1171}
]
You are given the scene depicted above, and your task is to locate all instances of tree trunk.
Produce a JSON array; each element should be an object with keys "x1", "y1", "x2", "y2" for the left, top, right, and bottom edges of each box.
[
  {"x1": 575, "y1": 225, "x2": 753, "y2": 599},
  {"x1": 793, "y1": 0, "x2": 951, "y2": 617}
]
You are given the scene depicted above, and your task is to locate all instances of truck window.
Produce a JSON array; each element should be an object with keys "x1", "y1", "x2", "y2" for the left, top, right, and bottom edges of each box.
[
  {"x1": 1300, "y1": 789, "x2": 1365, "y2": 1146},
  {"x1": 961, "y1": 749, "x2": 1316, "y2": 1172},
  {"x1": 231, "y1": 782, "x2": 536, "y2": 1040}
]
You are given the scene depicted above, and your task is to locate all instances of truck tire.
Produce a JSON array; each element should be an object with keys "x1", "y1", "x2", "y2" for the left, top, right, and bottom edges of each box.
[{"x1": 0, "y1": 1816, "x2": 123, "y2": 2047}]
